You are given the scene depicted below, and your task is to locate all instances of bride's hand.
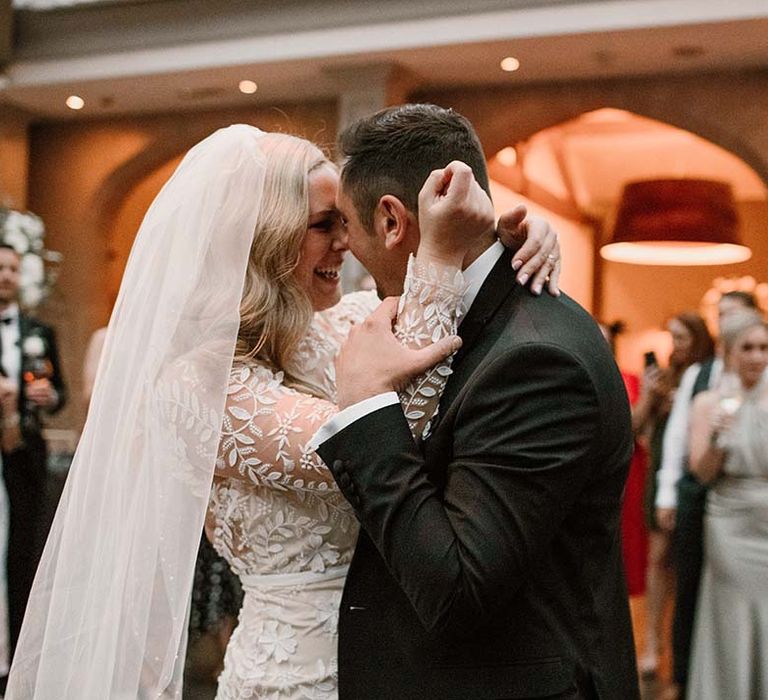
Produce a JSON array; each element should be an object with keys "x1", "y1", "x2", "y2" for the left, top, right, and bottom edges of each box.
[
  {"x1": 417, "y1": 161, "x2": 495, "y2": 268},
  {"x1": 335, "y1": 297, "x2": 462, "y2": 410},
  {"x1": 497, "y1": 205, "x2": 561, "y2": 297}
]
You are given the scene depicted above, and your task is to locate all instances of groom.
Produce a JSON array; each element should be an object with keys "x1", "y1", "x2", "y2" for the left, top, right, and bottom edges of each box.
[{"x1": 312, "y1": 105, "x2": 639, "y2": 699}]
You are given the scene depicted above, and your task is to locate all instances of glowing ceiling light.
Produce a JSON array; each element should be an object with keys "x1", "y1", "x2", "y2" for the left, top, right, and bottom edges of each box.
[
  {"x1": 66, "y1": 95, "x2": 85, "y2": 110},
  {"x1": 239, "y1": 80, "x2": 258, "y2": 95},
  {"x1": 500, "y1": 57, "x2": 520, "y2": 72},
  {"x1": 600, "y1": 242, "x2": 751, "y2": 266}
]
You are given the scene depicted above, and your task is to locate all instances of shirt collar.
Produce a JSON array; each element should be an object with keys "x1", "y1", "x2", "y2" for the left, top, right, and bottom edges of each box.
[
  {"x1": 0, "y1": 303, "x2": 19, "y2": 323},
  {"x1": 459, "y1": 240, "x2": 505, "y2": 323}
]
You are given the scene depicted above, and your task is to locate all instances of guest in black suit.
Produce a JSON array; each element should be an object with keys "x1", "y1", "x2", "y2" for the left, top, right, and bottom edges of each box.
[
  {"x1": 0, "y1": 243, "x2": 67, "y2": 655},
  {"x1": 313, "y1": 105, "x2": 639, "y2": 699}
]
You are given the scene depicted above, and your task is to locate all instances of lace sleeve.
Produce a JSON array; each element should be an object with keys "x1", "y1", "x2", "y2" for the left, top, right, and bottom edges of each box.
[
  {"x1": 396, "y1": 255, "x2": 465, "y2": 439},
  {"x1": 293, "y1": 291, "x2": 379, "y2": 398},
  {"x1": 215, "y1": 260, "x2": 464, "y2": 488},
  {"x1": 216, "y1": 363, "x2": 340, "y2": 491}
]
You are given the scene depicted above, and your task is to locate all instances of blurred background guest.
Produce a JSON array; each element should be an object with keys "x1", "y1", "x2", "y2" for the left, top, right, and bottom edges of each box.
[
  {"x1": 0, "y1": 376, "x2": 18, "y2": 690},
  {"x1": 0, "y1": 243, "x2": 67, "y2": 660},
  {"x1": 687, "y1": 311, "x2": 768, "y2": 700},
  {"x1": 600, "y1": 320, "x2": 650, "y2": 600},
  {"x1": 636, "y1": 312, "x2": 714, "y2": 679},
  {"x1": 655, "y1": 290, "x2": 758, "y2": 700},
  {"x1": 185, "y1": 535, "x2": 244, "y2": 690},
  {"x1": 81, "y1": 325, "x2": 106, "y2": 411}
]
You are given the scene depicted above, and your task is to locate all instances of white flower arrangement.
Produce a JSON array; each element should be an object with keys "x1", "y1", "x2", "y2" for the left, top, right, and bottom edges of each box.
[
  {"x1": 22, "y1": 335, "x2": 47, "y2": 358},
  {"x1": 0, "y1": 207, "x2": 62, "y2": 309}
]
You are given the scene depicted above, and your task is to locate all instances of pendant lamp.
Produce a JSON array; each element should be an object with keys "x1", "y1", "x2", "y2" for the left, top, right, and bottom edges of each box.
[{"x1": 600, "y1": 179, "x2": 751, "y2": 265}]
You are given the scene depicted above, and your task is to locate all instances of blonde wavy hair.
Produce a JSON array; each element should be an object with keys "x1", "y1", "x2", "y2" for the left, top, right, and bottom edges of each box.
[{"x1": 235, "y1": 133, "x2": 332, "y2": 392}]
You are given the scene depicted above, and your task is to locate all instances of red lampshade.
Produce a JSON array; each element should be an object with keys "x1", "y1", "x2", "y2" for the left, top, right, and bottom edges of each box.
[{"x1": 601, "y1": 179, "x2": 752, "y2": 265}]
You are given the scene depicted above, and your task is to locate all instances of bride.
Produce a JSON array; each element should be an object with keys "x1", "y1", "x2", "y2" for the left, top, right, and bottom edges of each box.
[{"x1": 7, "y1": 125, "x2": 559, "y2": 699}]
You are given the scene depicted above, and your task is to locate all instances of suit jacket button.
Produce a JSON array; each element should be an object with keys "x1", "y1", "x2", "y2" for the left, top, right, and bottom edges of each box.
[
  {"x1": 339, "y1": 473, "x2": 351, "y2": 489},
  {"x1": 332, "y1": 459, "x2": 344, "y2": 473}
]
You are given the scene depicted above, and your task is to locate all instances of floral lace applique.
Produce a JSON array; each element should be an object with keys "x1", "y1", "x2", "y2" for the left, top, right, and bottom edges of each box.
[
  {"x1": 397, "y1": 255, "x2": 466, "y2": 439},
  {"x1": 214, "y1": 261, "x2": 464, "y2": 493}
]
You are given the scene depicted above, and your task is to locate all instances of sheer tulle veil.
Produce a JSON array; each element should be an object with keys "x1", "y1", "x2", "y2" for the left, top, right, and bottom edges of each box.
[{"x1": 7, "y1": 124, "x2": 267, "y2": 698}]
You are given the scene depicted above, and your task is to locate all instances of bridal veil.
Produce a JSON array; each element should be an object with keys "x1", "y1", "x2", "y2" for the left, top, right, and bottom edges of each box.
[{"x1": 7, "y1": 124, "x2": 266, "y2": 698}]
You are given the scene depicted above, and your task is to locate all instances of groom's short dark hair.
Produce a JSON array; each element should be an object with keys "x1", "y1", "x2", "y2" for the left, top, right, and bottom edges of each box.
[{"x1": 338, "y1": 103, "x2": 491, "y2": 231}]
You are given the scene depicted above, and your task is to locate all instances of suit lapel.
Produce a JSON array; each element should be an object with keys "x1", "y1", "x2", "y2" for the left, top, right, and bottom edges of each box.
[{"x1": 437, "y1": 248, "x2": 517, "y2": 419}]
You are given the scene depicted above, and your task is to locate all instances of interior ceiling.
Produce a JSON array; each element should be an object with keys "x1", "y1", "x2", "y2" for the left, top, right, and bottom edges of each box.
[
  {"x1": 488, "y1": 109, "x2": 768, "y2": 224},
  {"x1": 2, "y1": 1, "x2": 768, "y2": 120}
]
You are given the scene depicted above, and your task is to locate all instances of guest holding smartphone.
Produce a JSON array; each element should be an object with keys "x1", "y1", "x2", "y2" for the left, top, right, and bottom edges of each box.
[{"x1": 634, "y1": 313, "x2": 714, "y2": 679}]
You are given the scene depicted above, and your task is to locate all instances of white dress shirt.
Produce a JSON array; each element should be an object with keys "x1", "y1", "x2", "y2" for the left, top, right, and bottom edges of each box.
[
  {"x1": 655, "y1": 357, "x2": 723, "y2": 508},
  {"x1": 0, "y1": 302, "x2": 21, "y2": 387},
  {"x1": 309, "y1": 241, "x2": 505, "y2": 450}
]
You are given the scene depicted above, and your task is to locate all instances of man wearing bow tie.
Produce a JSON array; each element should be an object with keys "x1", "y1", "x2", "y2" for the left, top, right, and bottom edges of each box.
[{"x1": 0, "y1": 242, "x2": 67, "y2": 660}]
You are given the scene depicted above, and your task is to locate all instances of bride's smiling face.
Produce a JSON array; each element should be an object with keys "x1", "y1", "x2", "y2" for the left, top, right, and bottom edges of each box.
[{"x1": 295, "y1": 165, "x2": 349, "y2": 312}]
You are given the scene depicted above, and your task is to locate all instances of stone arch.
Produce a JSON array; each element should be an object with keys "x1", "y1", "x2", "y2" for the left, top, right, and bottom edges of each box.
[
  {"x1": 91, "y1": 126, "x2": 214, "y2": 241},
  {"x1": 493, "y1": 104, "x2": 767, "y2": 316},
  {"x1": 422, "y1": 79, "x2": 768, "y2": 374},
  {"x1": 485, "y1": 102, "x2": 768, "y2": 189},
  {"x1": 420, "y1": 75, "x2": 768, "y2": 191},
  {"x1": 88, "y1": 126, "x2": 218, "y2": 305}
]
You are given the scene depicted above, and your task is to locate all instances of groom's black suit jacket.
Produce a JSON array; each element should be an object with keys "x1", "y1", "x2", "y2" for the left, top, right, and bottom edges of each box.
[{"x1": 317, "y1": 249, "x2": 639, "y2": 700}]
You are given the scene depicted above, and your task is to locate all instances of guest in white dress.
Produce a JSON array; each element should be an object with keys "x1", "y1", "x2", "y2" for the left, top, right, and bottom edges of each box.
[{"x1": 687, "y1": 311, "x2": 768, "y2": 700}]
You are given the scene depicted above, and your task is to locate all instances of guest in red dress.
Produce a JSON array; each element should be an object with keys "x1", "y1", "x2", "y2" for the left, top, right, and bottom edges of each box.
[
  {"x1": 600, "y1": 322, "x2": 649, "y2": 596},
  {"x1": 621, "y1": 371, "x2": 649, "y2": 597}
]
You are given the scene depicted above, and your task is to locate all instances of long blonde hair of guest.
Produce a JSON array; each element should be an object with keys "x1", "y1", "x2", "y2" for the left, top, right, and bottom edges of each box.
[{"x1": 235, "y1": 133, "x2": 331, "y2": 393}]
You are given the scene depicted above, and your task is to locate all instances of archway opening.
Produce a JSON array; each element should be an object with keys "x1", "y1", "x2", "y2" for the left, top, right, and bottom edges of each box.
[
  {"x1": 106, "y1": 154, "x2": 185, "y2": 304},
  {"x1": 489, "y1": 107, "x2": 768, "y2": 373}
]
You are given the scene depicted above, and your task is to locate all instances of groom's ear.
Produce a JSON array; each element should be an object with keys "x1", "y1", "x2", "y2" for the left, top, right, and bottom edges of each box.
[{"x1": 375, "y1": 195, "x2": 415, "y2": 251}]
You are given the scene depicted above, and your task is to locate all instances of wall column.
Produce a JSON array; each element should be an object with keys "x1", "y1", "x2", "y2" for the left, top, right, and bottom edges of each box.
[{"x1": 0, "y1": 106, "x2": 31, "y2": 209}]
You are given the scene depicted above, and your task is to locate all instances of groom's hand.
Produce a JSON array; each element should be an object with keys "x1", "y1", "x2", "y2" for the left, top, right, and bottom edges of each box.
[{"x1": 336, "y1": 298, "x2": 462, "y2": 410}]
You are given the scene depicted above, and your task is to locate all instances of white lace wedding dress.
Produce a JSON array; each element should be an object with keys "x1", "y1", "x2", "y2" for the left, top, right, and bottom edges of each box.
[{"x1": 209, "y1": 259, "x2": 464, "y2": 700}]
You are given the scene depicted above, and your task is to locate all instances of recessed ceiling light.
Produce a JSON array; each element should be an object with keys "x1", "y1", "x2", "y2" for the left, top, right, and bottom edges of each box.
[
  {"x1": 496, "y1": 146, "x2": 517, "y2": 167},
  {"x1": 500, "y1": 57, "x2": 520, "y2": 72},
  {"x1": 66, "y1": 95, "x2": 85, "y2": 110},
  {"x1": 239, "y1": 80, "x2": 258, "y2": 95}
]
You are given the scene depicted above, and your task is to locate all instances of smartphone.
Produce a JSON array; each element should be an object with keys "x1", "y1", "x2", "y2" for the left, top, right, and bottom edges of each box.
[{"x1": 643, "y1": 351, "x2": 658, "y2": 368}]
